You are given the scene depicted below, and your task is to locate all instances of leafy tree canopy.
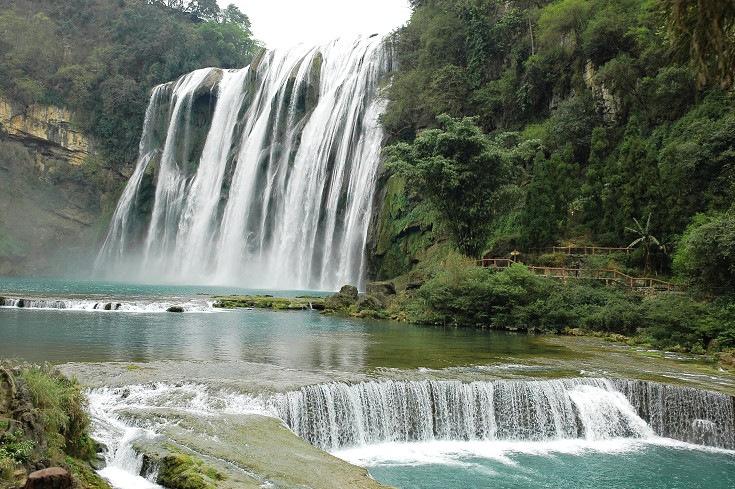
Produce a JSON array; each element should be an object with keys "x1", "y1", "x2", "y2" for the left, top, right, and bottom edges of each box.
[
  {"x1": 674, "y1": 212, "x2": 735, "y2": 293},
  {"x1": 386, "y1": 114, "x2": 513, "y2": 258},
  {"x1": 379, "y1": 0, "x2": 735, "y2": 273}
]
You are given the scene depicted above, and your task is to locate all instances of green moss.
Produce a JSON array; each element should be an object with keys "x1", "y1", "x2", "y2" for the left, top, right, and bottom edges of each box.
[
  {"x1": 371, "y1": 174, "x2": 441, "y2": 280},
  {"x1": 212, "y1": 295, "x2": 325, "y2": 310},
  {"x1": 157, "y1": 453, "x2": 225, "y2": 489},
  {"x1": 65, "y1": 457, "x2": 111, "y2": 489},
  {"x1": 307, "y1": 52, "x2": 323, "y2": 111}
]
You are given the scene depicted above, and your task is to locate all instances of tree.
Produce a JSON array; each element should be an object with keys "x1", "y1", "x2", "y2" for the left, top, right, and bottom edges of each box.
[
  {"x1": 386, "y1": 114, "x2": 512, "y2": 258},
  {"x1": 522, "y1": 151, "x2": 559, "y2": 249},
  {"x1": 674, "y1": 212, "x2": 735, "y2": 292},
  {"x1": 626, "y1": 214, "x2": 661, "y2": 273},
  {"x1": 187, "y1": 0, "x2": 220, "y2": 20},
  {"x1": 659, "y1": 0, "x2": 735, "y2": 88},
  {"x1": 221, "y1": 4, "x2": 251, "y2": 32}
]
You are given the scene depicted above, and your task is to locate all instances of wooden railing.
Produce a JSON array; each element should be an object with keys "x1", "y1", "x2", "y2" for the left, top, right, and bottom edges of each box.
[
  {"x1": 529, "y1": 246, "x2": 633, "y2": 255},
  {"x1": 476, "y1": 260, "x2": 678, "y2": 291},
  {"x1": 477, "y1": 258, "x2": 515, "y2": 268}
]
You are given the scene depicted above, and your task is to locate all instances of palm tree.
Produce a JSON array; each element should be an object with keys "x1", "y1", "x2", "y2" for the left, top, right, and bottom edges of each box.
[{"x1": 626, "y1": 214, "x2": 661, "y2": 274}]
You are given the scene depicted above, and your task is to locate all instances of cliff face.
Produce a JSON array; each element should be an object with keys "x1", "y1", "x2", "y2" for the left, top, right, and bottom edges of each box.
[
  {"x1": 0, "y1": 96, "x2": 103, "y2": 276},
  {"x1": 0, "y1": 98, "x2": 90, "y2": 165}
]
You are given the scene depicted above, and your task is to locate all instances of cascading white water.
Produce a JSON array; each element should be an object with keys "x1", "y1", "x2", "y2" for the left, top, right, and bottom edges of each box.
[
  {"x1": 80, "y1": 378, "x2": 734, "y2": 486},
  {"x1": 95, "y1": 36, "x2": 392, "y2": 291},
  {"x1": 273, "y1": 378, "x2": 735, "y2": 451},
  {"x1": 613, "y1": 379, "x2": 735, "y2": 448}
]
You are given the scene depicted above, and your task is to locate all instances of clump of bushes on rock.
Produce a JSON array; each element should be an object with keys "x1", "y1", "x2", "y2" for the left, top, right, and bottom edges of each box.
[{"x1": 0, "y1": 362, "x2": 108, "y2": 489}]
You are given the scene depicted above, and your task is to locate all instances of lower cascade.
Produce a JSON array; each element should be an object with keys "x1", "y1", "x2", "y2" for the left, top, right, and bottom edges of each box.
[
  {"x1": 273, "y1": 378, "x2": 735, "y2": 451},
  {"x1": 95, "y1": 36, "x2": 392, "y2": 291},
  {"x1": 82, "y1": 377, "x2": 734, "y2": 486}
]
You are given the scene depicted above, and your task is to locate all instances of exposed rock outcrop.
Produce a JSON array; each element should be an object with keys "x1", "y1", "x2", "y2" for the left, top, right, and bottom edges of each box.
[
  {"x1": 0, "y1": 97, "x2": 105, "y2": 276},
  {"x1": 0, "y1": 97, "x2": 91, "y2": 166},
  {"x1": 22, "y1": 467, "x2": 72, "y2": 489}
]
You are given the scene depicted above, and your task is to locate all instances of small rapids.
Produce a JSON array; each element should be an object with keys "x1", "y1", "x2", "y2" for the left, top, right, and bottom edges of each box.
[
  {"x1": 0, "y1": 296, "x2": 215, "y2": 313},
  {"x1": 81, "y1": 377, "x2": 735, "y2": 488}
]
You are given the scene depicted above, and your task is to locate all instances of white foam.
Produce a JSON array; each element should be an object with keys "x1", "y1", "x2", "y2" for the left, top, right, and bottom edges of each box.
[
  {"x1": 333, "y1": 436, "x2": 731, "y2": 469},
  {"x1": 0, "y1": 297, "x2": 216, "y2": 313},
  {"x1": 97, "y1": 466, "x2": 162, "y2": 489}
]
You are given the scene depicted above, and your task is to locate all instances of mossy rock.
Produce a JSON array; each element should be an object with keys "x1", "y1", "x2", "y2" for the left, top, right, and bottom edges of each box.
[
  {"x1": 366, "y1": 281, "x2": 396, "y2": 296},
  {"x1": 355, "y1": 295, "x2": 384, "y2": 312},
  {"x1": 157, "y1": 453, "x2": 224, "y2": 489},
  {"x1": 338, "y1": 285, "x2": 358, "y2": 300},
  {"x1": 324, "y1": 293, "x2": 356, "y2": 311},
  {"x1": 212, "y1": 295, "x2": 324, "y2": 310}
]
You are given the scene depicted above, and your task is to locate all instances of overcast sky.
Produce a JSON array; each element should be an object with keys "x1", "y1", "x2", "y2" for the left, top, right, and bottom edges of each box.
[{"x1": 223, "y1": 0, "x2": 412, "y2": 49}]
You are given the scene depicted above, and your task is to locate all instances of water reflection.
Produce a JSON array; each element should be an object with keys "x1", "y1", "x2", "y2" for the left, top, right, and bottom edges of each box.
[{"x1": 0, "y1": 308, "x2": 563, "y2": 372}]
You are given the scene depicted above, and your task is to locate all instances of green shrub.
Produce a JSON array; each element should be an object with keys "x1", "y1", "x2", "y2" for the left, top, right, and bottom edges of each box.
[
  {"x1": 0, "y1": 429, "x2": 35, "y2": 463},
  {"x1": 21, "y1": 365, "x2": 91, "y2": 458}
]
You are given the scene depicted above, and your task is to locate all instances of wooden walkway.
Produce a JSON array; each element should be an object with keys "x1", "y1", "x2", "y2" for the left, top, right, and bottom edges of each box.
[
  {"x1": 476, "y1": 259, "x2": 678, "y2": 291},
  {"x1": 529, "y1": 246, "x2": 633, "y2": 255}
]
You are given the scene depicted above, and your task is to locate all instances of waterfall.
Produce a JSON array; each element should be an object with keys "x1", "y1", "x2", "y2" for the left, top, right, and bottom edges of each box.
[
  {"x1": 613, "y1": 379, "x2": 735, "y2": 448},
  {"x1": 272, "y1": 379, "x2": 735, "y2": 451},
  {"x1": 95, "y1": 36, "x2": 392, "y2": 291}
]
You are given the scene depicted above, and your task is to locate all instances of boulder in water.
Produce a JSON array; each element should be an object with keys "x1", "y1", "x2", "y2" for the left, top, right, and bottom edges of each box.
[
  {"x1": 167, "y1": 306, "x2": 185, "y2": 313},
  {"x1": 324, "y1": 285, "x2": 359, "y2": 311},
  {"x1": 338, "y1": 285, "x2": 359, "y2": 300}
]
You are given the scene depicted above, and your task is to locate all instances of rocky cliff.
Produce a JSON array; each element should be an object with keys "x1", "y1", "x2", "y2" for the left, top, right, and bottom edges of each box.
[{"x1": 0, "y1": 96, "x2": 105, "y2": 276}]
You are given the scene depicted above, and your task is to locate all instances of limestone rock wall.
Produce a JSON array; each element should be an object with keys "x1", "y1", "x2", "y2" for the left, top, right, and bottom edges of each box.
[
  {"x1": 0, "y1": 96, "x2": 104, "y2": 276},
  {"x1": 0, "y1": 96, "x2": 91, "y2": 166}
]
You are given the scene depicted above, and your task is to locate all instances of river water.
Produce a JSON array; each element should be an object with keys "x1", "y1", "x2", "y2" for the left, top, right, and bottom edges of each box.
[{"x1": 1, "y1": 278, "x2": 734, "y2": 488}]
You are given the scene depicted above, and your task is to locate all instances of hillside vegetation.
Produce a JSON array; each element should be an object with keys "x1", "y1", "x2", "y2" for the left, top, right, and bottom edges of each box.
[
  {"x1": 369, "y1": 0, "x2": 735, "y2": 357},
  {"x1": 376, "y1": 0, "x2": 734, "y2": 281},
  {"x1": 0, "y1": 362, "x2": 109, "y2": 489},
  {"x1": 0, "y1": 0, "x2": 256, "y2": 175}
]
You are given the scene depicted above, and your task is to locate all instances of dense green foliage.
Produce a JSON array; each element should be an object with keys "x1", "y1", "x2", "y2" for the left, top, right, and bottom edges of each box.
[
  {"x1": 411, "y1": 261, "x2": 735, "y2": 353},
  {"x1": 660, "y1": 0, "x2": 735, "y2": 88},
  {"x1": 674, "y1": 212, "x2": 735, "y2": 293},
  {"x1": 0, "y1": 0, "x2": 256, "y2": 172},
  {"x1": 386, "y1": 115, "x2": 515, "y2": 257},
  {"x1": 379, "y1": 0, "x2": 735, "y2": 353},
  {"x1": 382, "y1": 0, "x2": 735, "y2": 264}
]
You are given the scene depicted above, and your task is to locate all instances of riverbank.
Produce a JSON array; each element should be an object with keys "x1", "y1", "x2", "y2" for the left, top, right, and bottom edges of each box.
[
  {"x1": 314, "y1": 264, "x2": 735, "y2": 370},
  {"x1": 0, "y1": 362, "x2": 109, "y2": 489}
]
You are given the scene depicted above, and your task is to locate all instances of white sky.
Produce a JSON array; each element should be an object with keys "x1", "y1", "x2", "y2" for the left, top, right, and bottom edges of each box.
[{"x1": 222, "y1": 0, "x2": 412, "y2": 49}]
